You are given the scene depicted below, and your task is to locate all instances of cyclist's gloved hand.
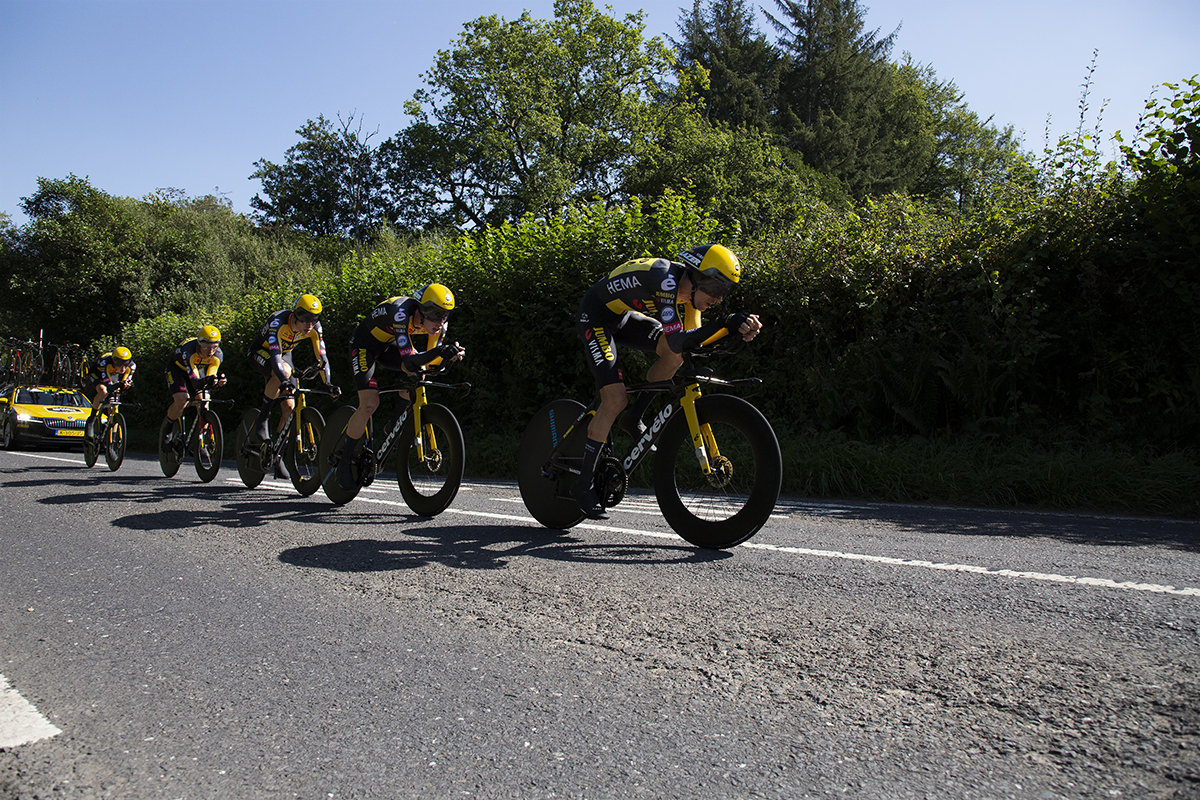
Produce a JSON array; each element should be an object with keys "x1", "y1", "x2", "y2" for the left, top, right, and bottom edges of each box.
[
  {"x1": 281, "y1": 377, "x2": 299, "y2": 395},
  {"x1": 724, "y1": 312, "x2": 752, "y2": 334},
  {"x1": 204, "y1": 375, "x2": 219, "y2": 389},
  {"x1": 439, "y1": 343, "x2": 463, "y2": 361},
  {"x1": 328, "y1": 385, "x2": 342, "y2": 399}
]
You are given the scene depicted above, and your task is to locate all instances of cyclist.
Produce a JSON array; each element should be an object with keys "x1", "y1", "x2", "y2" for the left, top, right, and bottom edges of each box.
[
  {"x1": 85, "y1": 346, "x2": 137, "y2": 442},
  {"x1": 162, "y1": 325, "x2": 227, "y2": 449},
  {"x1": 573, "y1": 244, "x2": 762, "y2": 518},
  {"x1": 335, "y1": 282, "x2": 466, "y2": 489},
  {"x1": 245, "y1": 294, "x2": 340, "y2": 479}
]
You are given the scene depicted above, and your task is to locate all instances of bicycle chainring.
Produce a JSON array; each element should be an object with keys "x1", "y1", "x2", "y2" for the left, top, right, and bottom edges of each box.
[
  {"x1": 595, "y1": 456, "x2": 627, "y2": 508},
  {"x1": 358, "y1": 448, "x2": 376, "y2": 488}
]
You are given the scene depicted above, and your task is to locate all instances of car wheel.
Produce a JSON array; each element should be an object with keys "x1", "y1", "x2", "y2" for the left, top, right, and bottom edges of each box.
[{"x1": 2, "y1": 416, "x2": 15, "y2": 450}]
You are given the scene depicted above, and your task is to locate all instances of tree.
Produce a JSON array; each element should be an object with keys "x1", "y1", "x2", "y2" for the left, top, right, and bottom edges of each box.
[
  {"x1": 672, "y1": 0, "x2": 781, "y2": 131},
  {"x1": 3, "y1": 178, "x2": 329, "y2": 346},
  {"x1": 901, "y1": 58, "x2": 1026, "y2": 210},
  {"x1": 767, "y1": 0, "x2": 931, "y2": 198},
  {"x1": 7, "y1": 176, "x2": 153, "y2": 344},
  {"x1": 380, "y1": 0, "x2": 700, "y2": 229},
  {"x1": 251, "y1": 113, "x2": 388, "y2": 240}
]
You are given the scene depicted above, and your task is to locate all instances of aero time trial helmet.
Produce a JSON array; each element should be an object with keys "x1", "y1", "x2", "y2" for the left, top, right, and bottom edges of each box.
[
  {"x1": 416, "y1": 282, "x2": 455, "y2": 323},
  {"x1": 199, "y1": 325, "x2": 221, "y2": 344},
  {"x1": 113, "y1": 346, "x2": 133, "y2": 364},
  {"x1": 293, "y1": 294, "x2": 323, "y2": 323},
  {"x1": 678, "y1": 244, "x2": 741, "y2": 298}
]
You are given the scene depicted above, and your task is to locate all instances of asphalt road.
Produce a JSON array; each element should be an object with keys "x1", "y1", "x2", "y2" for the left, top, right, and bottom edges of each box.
[{"x1": 1, "y1": 447, "x2": 1198, "y2": 799}]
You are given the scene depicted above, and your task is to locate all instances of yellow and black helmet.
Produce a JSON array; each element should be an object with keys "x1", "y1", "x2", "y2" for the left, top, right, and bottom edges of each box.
[
  {"x1": 199, "y1": 325, "x2": 221, "y2": 344},
  {"x1": 293, "y1": 293, "x2": 323, "y2": 322},
  {"x1": 416, "y1": 283, "x2": 455, "y2": 320},
  {"x1": 112, "y1": 346, "x2": 133, "y2": 364},
  {"x1": 678, "y1": 244, "x2": 741, "y2": 295}
]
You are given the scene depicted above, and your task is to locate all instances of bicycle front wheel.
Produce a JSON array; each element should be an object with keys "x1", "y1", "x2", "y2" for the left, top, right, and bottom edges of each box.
[
  {"x1": 193, "y1": 409, "x2": 224, "y2": 483},
  {"x1": 318, "y1": 405, "x2": 363, "y2": 506},
  {"x1": 234, "y1": 409, "x2": 266, "y2": 489},
  {"x1": 286, "y1": 406, "x2": 325, "y2": 496},
  {"x1": 105, "y1": 413, "x2": 127, "y2": 472},
  {"x1": 396, "y1": 403, "x2": 464, "y2": 516},
  {"x1": 159, "y1": 416, "x2": 184, "y2": 477},
  {"x1": 652, "y1": 394, "x2": 781, "y2": 549},
  {"x1": 517, "y1": 399, "x2": 588, "y2": 530}
]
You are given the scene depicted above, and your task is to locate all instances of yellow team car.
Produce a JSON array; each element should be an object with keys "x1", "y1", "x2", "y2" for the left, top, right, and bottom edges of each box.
[{"x1": 1, "y1": 383, "x2": 91, "y2": 449}]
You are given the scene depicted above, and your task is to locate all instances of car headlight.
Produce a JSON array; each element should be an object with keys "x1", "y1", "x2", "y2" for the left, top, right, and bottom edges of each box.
[{"x1": 16, "y1": 413, "x2": 33, "y2": 421}]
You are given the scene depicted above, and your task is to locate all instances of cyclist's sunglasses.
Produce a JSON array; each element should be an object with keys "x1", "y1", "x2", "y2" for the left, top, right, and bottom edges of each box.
[
  {"x1": 422, "y1": 307, "x2": 450, "y2": 324},
  {"x1": 697, "y1": 279, "x2": 731, "y2": 300},
  {"x1": 294, "y1": 311, "x2": 320, "y2": 324}
]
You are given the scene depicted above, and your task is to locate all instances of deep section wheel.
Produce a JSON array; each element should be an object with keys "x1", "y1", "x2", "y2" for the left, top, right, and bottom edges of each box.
[
  {"x1": 318, "y1": 405, "x2": 364, "y2": 506},
  {"x1": 194, "y1": 409, "x2": 224, "y2": 483},
  {"x1": 286, "y1": 407, "x2": 325, "y2": 496},
  {"x1": 395, "y1": 403, "x2": 464, "y2": 516},
  {"x1": 105, "y1": 413, "x2": 127, "y2": 472},
  {"x1": 652, "y1": 395, "x2": 781, "y2": 549},
  {"x1": 235, "y1": 409, "x2": 266, "y2": 489},
  {"x1": 158, "y1": 416, "x2": 184, "y2": 478},
  {"x1": 517, "y1": 399, "x2": 589, "y2": 530}
]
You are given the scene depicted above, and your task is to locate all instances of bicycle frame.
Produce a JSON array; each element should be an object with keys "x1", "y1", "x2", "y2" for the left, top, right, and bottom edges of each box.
[
  {"x1": 245, "y1": 360, "x2": 332, "y2": 466},
  {"x1": 368, "y1": 373, "x2": 470, "y2": 479},
  {"x1": 178, "y1": 391, "x2": 232, "y2": 444},
  {"x1": 548, "y1": 361, "x2": 761, "y2": 483}
]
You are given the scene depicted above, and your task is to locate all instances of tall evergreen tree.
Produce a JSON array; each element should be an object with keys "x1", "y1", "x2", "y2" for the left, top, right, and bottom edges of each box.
[
  {"x1": 672, "y1": 0, "x2": 780, "y2": 131},
  {"x1": 766, "y1": 0, "x2": 927, "y2": 198}
]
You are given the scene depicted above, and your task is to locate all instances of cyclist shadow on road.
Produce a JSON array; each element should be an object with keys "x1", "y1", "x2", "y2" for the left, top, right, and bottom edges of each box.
[
  {"x1": 279, "y1": 524, "x2": 731, "y2": 572},
  {"x1": 21, "y1": 471, "x2": 343, "y2": 531}
]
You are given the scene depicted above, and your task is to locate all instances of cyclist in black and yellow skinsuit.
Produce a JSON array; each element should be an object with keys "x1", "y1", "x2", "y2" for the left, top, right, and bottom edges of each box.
[
  {"x1": 573, "y1": 244, "x2": 762, "y2": 518},
  {"x1": 245, "y1": 294, "x2": 339, "y2": 478},
  {"x1": 85, "y1": 346, "x2": 136, "y2": 442},
  {"x1": 336, "y1": 282, "x2": 466, "y2": 489},
  {"x1": 162, "y1": 326, "x2": 227, "y2": 449}
]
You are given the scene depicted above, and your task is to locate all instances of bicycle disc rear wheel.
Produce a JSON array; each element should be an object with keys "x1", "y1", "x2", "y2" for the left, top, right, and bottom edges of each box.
[
  {"x1": 652, "y1": 394, "x2": 781, "y2": 549},
  {"x1": 396, "y1": 403, "x2": 464, "y2": 517},
  {"x1": 194, "y1": 409, "x2": 224, "y2": 483},
  {"x1": 286, "y1": 407, "x2": 325, "y2": 496},
  {"x1": 105, "y1": 413, "x2": 126, "y2": 472},
  {"x1": 318, "y1": 405, "x2": 363, "y2": 505},
  {"x1": 83, "y1": 427, "x2": 99, "y2": 468},
  {"x1": 158, "y1": 416, "x2": 184, "y2": 477},
  {"x1": 517, "y1": 399, "x2": 588, "y2": 530},
  {"x1": 235, "y1": 409, "x2": 266, "y2": 489}
]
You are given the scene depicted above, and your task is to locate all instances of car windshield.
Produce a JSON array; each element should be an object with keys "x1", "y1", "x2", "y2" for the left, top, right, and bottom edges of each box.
[{"x1": 18, "y1": 389, "x2": 89, "y2": 407}]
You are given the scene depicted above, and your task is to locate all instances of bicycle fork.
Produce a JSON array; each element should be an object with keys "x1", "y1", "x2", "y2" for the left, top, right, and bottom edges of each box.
[{"x1": 681, "y1": 383, "x2": 721, "y2": 476}]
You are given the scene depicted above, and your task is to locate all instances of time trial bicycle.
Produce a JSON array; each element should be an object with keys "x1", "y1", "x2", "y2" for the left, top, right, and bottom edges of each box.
[
  {"x1": 318, "y1": 362, "x2": 470, "y2": 516},
  {"x1": 235, "y1": 361, "x2": 337, "y2": 495},
  {"x1": 517, "y1": 333, "x2": 782, "y2": 550},
  {"x1": 84, "y1": 387, "x2": 135, "y2": 472},
  {"x1": 158, "y1": 383, "x2": 233, "y2": 483}
]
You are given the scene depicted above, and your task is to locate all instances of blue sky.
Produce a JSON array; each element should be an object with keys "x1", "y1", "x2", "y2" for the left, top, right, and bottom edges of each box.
[{"x1": 1, "y1": 0, "x2": 1195, "y2": 226}]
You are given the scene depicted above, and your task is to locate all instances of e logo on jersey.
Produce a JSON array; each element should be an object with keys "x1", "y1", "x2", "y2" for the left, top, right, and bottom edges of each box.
[{"x1": 661, "y1": 275, "x2": 676, "y2": 292}]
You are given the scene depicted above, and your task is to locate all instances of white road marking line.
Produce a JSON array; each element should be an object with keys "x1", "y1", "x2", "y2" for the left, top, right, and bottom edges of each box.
[
  {"x1": 0, "y1": 674, "x2": 61, "y2": 747},
  {"x1": 737, "y1": 543, "x2": 1200, "y2": 597},
  {"x1": 322, "y1": 488, "x2": 1200, "y2": 598},
  {"x1": 6, "y1": 451, "x2": 81, "y2": 465},
  {"x1": 9, "y1": 453, "x2": 1194, "y2": 598}
]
